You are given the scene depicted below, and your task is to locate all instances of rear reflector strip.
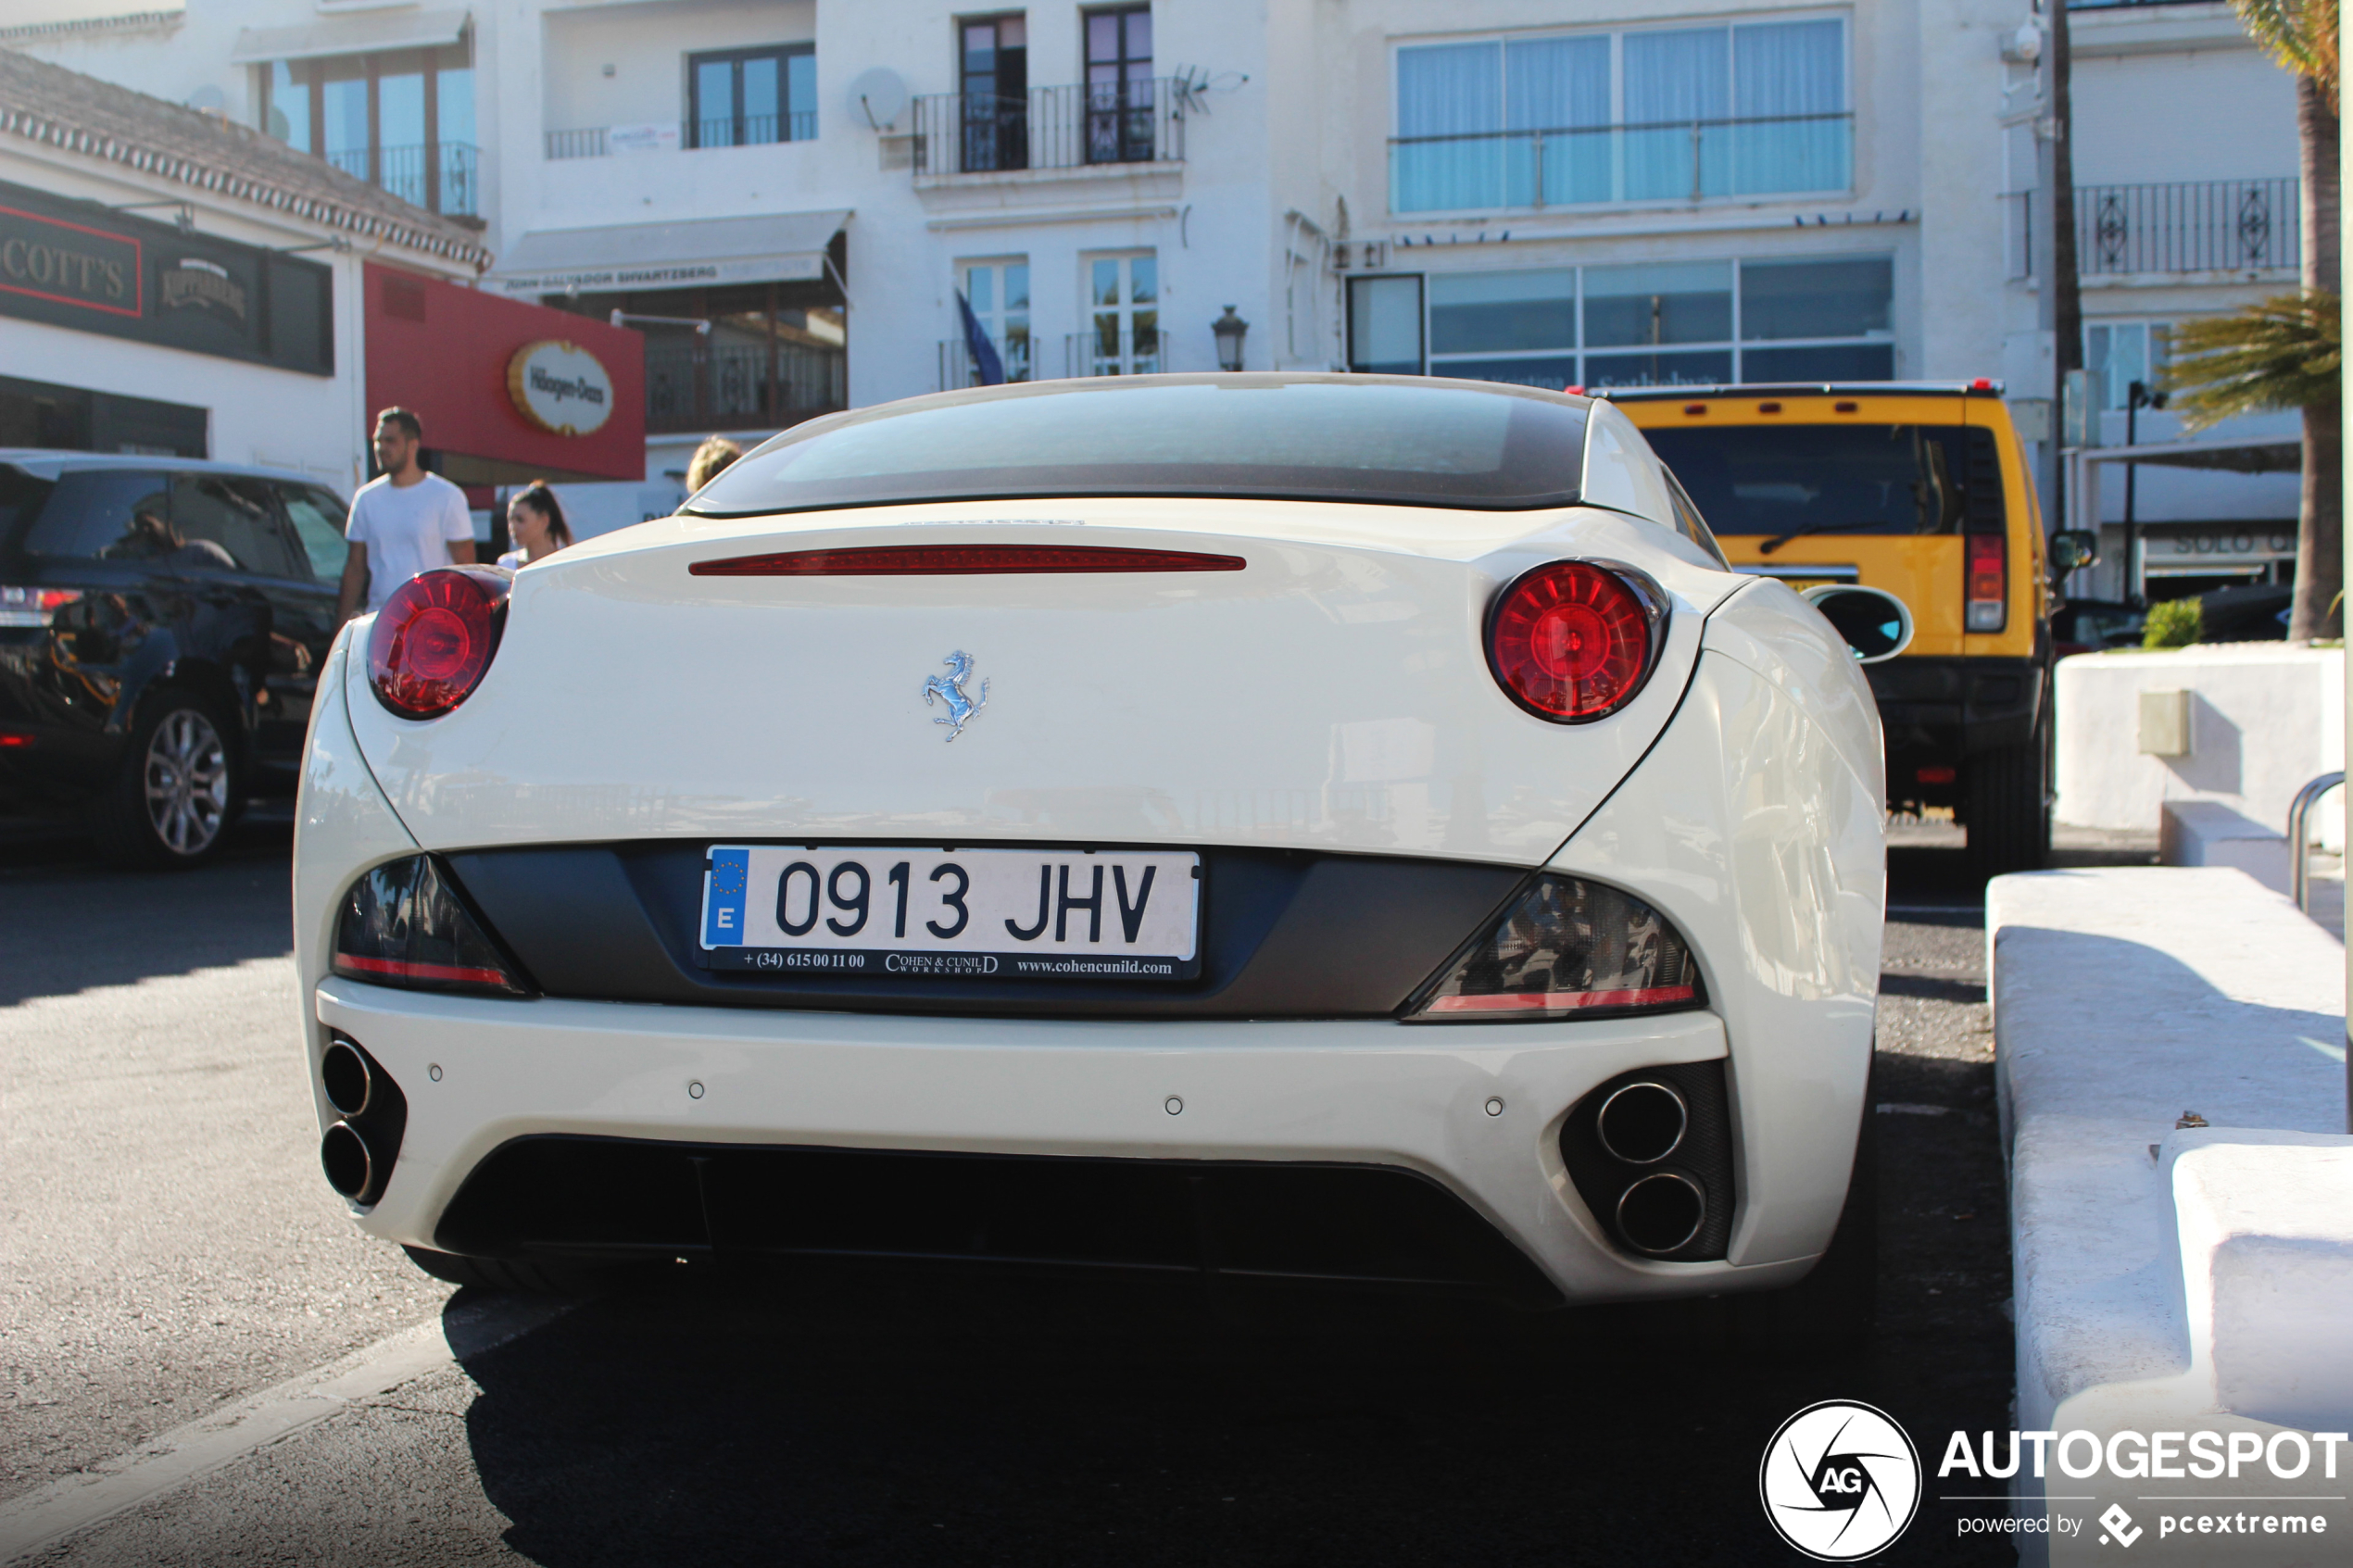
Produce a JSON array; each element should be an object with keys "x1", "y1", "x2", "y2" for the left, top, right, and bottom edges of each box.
[
  {"x1": 1422, "y1": 985, "x2": 1699, "y2": 1015},
  {"x1": 333, "y1": 952, "x2": 515, "y2": 987},
  {"x1": 689, "y1": 545, "x2": 1247, "y2": 576}
]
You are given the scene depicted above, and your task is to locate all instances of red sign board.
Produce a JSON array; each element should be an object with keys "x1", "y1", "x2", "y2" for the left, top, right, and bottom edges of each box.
[{"x1": 363, "y1": 263, "x2": 644, "y2": 484}]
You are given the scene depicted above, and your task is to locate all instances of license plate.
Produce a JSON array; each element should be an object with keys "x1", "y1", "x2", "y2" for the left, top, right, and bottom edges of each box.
[{"x1": 697, "y1": 847, "x2": 1202, "y2": 981}]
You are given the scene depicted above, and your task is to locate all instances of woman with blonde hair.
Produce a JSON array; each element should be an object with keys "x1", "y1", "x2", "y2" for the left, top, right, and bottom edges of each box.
[
  {"x1": 686, "y1": 436, "x2": 742, "y2": 495},
  {"x1": 497, "y1": 481, "x2": 573, "y2": 569}
]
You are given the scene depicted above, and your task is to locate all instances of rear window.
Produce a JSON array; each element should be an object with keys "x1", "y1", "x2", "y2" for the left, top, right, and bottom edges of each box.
[
  {"x1": 1642, "y1": 423, "x2": 2006, "y2": 543},
  {"x1": 686, "y1": 375, "x2": 1591, "y2": 514},
  {"x1": 0, "y1": 465, "x2": 56, "y2": 548},
  {"x1": 13, "y1": 469, "x2": 171, "y2": 560}
]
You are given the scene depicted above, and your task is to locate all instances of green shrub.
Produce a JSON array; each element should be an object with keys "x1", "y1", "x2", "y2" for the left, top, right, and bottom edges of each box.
[{"x1": 2143, "y1": 597, "x2": 2204, "y2": 649}]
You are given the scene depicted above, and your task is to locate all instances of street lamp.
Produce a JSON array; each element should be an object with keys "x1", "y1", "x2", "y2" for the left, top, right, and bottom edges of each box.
[
  {"x1": 2123, "y1": 378, "x2": 2168, "y2": 608},
  {"x1": 1213, "y1": 307, "x2": 1249, "y2": 372}
]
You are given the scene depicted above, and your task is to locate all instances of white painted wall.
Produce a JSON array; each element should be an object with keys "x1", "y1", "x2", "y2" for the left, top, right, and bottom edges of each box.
[
  {"x1": 2055, "y1": 645, "x2": 2347, "y2": 836},
  {"x1": 2070, "y1": 44, "x2": 2297, "y2": 188}
]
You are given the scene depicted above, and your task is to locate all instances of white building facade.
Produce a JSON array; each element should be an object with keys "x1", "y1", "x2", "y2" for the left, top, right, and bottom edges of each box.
[{"x1": 6, "y1": 0, "x2": 2305, "y2": 566}]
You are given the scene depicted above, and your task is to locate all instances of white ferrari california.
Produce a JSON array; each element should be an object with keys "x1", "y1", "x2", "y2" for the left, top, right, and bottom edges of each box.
[{"x1": 295, "y1": 374, "x2": 1885, "y2": 1330}]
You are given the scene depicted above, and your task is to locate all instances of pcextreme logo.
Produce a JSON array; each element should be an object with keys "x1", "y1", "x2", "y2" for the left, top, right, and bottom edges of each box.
[{"x1": 1760, "y1": 1400, "x2": 1924, "y2": 1561}]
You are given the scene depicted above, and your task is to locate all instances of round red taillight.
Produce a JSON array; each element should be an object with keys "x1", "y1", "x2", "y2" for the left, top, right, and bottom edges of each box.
[
  {"x1": 1487, "y1": 561, "x2": 1660, "y2": 722},
  {"x1": 368, "y1": 568, "x2": 510, "y2": 719}
]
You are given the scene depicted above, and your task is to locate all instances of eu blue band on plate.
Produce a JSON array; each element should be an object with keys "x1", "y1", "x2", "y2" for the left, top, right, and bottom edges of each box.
[{"x1": 703, "y1": 847, "x2": 749, "y2": 947}]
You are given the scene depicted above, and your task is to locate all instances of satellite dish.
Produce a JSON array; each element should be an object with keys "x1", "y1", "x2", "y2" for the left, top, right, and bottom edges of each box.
[
  {"x1": 847, "y1": 68, "x2": 909, "y2": 132},
  {"x1": 185, "y1": 83, "x2": 226, "y2": 116}
]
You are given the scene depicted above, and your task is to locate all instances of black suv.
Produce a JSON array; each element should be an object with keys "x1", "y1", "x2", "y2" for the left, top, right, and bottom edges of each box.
[{"x1": 0, "y1": 452, "x2": 352, "y2": 866}]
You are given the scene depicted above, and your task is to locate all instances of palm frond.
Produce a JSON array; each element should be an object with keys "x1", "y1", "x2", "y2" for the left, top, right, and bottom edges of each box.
[
  {"x1": 2160, "y1": 291, "x2": 2341, "y2": 429},
  {"x1": 2231, "y1": 0, "x2": 2338, "y2": 106}
]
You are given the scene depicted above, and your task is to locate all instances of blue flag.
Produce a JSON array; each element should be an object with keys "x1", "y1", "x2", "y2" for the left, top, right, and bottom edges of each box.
[{"x1": 955, "y1": 290, "x2": 1006, "y2": 386}]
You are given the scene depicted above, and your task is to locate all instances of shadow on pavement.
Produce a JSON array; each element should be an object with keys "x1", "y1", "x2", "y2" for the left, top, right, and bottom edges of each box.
[
  {"x1": 0, "y1": 812, "x2": 295, "y2": 1007},
  {"x1": 443, "y1": 1045, "x2": 2015, "y2": 1565}
]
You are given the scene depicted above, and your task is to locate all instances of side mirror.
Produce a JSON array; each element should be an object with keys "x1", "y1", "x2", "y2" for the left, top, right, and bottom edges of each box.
[
  {"x1": 1802, "y1": 583, "x2": 1915, "y2": 665},
  {"x1": 2050, "y1": 530, "x2": 2101, "y2": 572}
]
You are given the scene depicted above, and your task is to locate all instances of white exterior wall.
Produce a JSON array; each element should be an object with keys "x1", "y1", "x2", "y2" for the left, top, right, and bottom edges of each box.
[{"x1": 12, "y1": 0, "x2": 2302, "y2": 521}]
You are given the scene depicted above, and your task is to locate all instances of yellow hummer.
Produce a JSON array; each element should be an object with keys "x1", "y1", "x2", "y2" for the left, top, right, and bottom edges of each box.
[{"x1": 1611, "y1": 381, "x2": 2085, "y2": 879}]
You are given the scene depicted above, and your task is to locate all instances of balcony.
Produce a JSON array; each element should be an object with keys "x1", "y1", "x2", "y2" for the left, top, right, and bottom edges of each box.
[
  {"x1": 1388, "y1": 112, "x2": 1853, "y2": 214},
  {"x1": 937, "y1": 330, "x2": 1160, "y2": 390},
  {"x1": 322, "y1": 141, "x2": 478, "y2": 218},
  {"x1": 910, "y1": 80, "x2": 1186, "y2": 178},
  {"x1": 2010, "y1": 178, "x2": 2299, "y2": 277},
  {"x1": 546, "y1": 114, "x2": 817, "y2": 159},
  {"x1": 647, "y1": 337, "x2": 844, "y2": 436}
]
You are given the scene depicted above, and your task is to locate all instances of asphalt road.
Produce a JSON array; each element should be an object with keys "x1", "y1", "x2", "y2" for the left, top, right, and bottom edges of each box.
[{"x1": 0, "y1": 815, "x2": 2151, "y2": 1565}]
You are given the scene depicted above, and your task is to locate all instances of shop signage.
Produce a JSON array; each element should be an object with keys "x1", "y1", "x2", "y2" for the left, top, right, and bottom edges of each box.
[
  {"x1": 0, "y1": 202, "x2": 142, "y2": 318},
  {"x1": 506, "y1": 340, "x2": 614, "y2": 436},
  {"x1": 0, "y1": 180, "x2": 330, "y2": 376}
]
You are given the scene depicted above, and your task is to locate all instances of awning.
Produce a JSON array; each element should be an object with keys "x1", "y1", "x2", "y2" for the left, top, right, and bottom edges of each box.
[
  {"x1": 231, "y1": 7, "x2": 469, "y2": 63},
  {"x1": 2079, "y1": 435, "x2": 2301, "y2": 474},
  {"x1": 484, "y1": 210, "x2": 851, "y2": 297}
]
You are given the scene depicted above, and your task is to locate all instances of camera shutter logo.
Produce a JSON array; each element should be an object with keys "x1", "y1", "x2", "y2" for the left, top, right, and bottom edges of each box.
[{"x1": 1759, "y1": 1400, "x2": 1922, "y2": 1561}]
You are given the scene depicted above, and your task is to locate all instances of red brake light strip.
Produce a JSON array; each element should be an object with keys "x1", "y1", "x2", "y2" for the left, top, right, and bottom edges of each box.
[
  {"x1": 689, "y1": 545, "x2": 1246, "y2": 576},
  {"x1": 334, "y1": 952, "x2": 512, "y2": 987},
  {"x1": 1423, "y1": 985, "x2": 1697, "y2": 1014}
]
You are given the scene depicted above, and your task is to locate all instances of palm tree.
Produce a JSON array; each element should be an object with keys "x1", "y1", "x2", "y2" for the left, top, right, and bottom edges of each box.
[{"x1": 2167, "y1": 0, "x2": 2341, "y2": 639}]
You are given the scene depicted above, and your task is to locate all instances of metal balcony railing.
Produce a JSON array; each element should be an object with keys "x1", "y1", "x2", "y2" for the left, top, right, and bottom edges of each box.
[
  {"x1": 645, "y1": 337, "x2": 845, "y2": 435},
  {"x1": 937, "y1": 336, "x2": 1036, "y2": 390},
  {"x1": 1388, "y1": 112, "x2": 1853, "y2": 213},
  {"x1": 322, "y1": 141, "x2": 478, "y2": 217},
  {"x1": 911, "y1": 78, "x2": 1187, "y2": 177},
  {"x1": 2009, "y1": 179, "x2": 2300, "y2": 276},
  {"x1": 1065, "y1": 329, "x2": 1161, "y2": 379},
  {"x1": 544, "y1": 113, "x2": 816, "y2": 160}
]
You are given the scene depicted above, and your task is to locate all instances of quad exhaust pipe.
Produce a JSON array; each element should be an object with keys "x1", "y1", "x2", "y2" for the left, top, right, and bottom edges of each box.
[{"x1": 317, "y1": 1035, "x2": 406, "y2": 1207}]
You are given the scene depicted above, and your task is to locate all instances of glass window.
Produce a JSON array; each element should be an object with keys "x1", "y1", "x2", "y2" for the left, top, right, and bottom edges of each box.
[
  {"x1": 1582, "y1": 349, "x2": 1733, "y2": 388},
  {"x1": 2086, "y1": 321, "x2": 2171, "y2": 411},
  {"x1": 266, "y1": 61, "x2": 309, "y2": 151},
  {"x1": 321, "y1": 68, "x2": 369, "y2": 180},
  {"x1": 1392, "y1": 20, "x2": 1849, "y2": 214},
  {"x1": 959, "y1": 260, "x2": 1031, "y2": 383},
  {"x1": 1429, "y1": 270, "x2": 1576, "y2": 356},
  {"x1": 1741, "y1": 343, "x2": 1894, "y2": 383},
  {"x1": 1348, "y1": 276, "x2": 1424, "y2": 376},
  {"x1": 278, "y1": 484, "x2": 350, "y2": 582},
  {"x1": 688, "y1": 378, "x2": 1592, "y2": 513},
  {"x1": 377, "y1": 69, "x2": 427, "y2": 205},
  {"x1": 1584, "y1": 261, "x2": 1732, "y2": 348},
  {"x1": 18, "y1": 470, "x2": 170, "y2": 559},
  {"x1": 961, "y1": 16, "x2": 1028, "y2": 172},
  {"x1": 1732, "y1": 20, "x2": 1849, "y2": 195},
  {"x1": 1642, "y1": 423, "x2": 1994, "y2": 539},
  {"x1": 690, "y1": 45, "x2": 817, "y2": 147},
  {"x1": 1085, "y1": 6, "x2": 1153, "y2": 164},
  {"x1": 1623, "y1": 29, "x2": 1730, "y2": 201},
  {"x1": 1085, "y1": 253, "x2": 1158, "y2": 375},
  {"x1": 169, "y1": 475, "x2": 306, "y2": 577},
  {"x1": 1740, "y1": 257, "x2": 1892, "y2": 341}
]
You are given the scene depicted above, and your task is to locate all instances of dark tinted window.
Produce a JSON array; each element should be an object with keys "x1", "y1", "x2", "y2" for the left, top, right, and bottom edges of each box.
[
  {"x1": 686, "y1": 375, "x2": 1591, "y2": 513},
  {"x1": 0, "y1": 465, "x2": 57, "y2": 549},
  {"x1": 1642, "y1": 424, "x2": 2004, "y2": 540},
  {"x1": 17, "y1": 469, "x2": 171, "y2": 559},
  {"x1": 169, "y1": 474, "x2": 308, "y2": 578}
]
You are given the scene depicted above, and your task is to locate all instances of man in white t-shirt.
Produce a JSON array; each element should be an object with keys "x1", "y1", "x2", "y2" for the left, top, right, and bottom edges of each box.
[{"x1": 337, "y1": 407, "x2": 476, "y2": 624}]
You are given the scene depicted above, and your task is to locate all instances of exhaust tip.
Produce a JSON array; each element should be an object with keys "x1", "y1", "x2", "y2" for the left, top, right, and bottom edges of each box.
[
  {"x1": 321, "y1": 1039, "x2": 372, "y2": 1118},
  {"x1": 321, "y1": 1122, "x2": 373, "y2": 1200},
  {"x1": 1617, "y1": 1171, "x2": 1706, "y2": 1255},
  {"x1": 1595, "y1": 1080, "x2": 1688, "y2": 1164}
]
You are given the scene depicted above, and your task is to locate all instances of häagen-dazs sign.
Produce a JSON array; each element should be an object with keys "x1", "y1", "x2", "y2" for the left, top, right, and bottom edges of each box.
[{"x1": 506, "y1": 340, "x2": 614, "y2": 436}]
